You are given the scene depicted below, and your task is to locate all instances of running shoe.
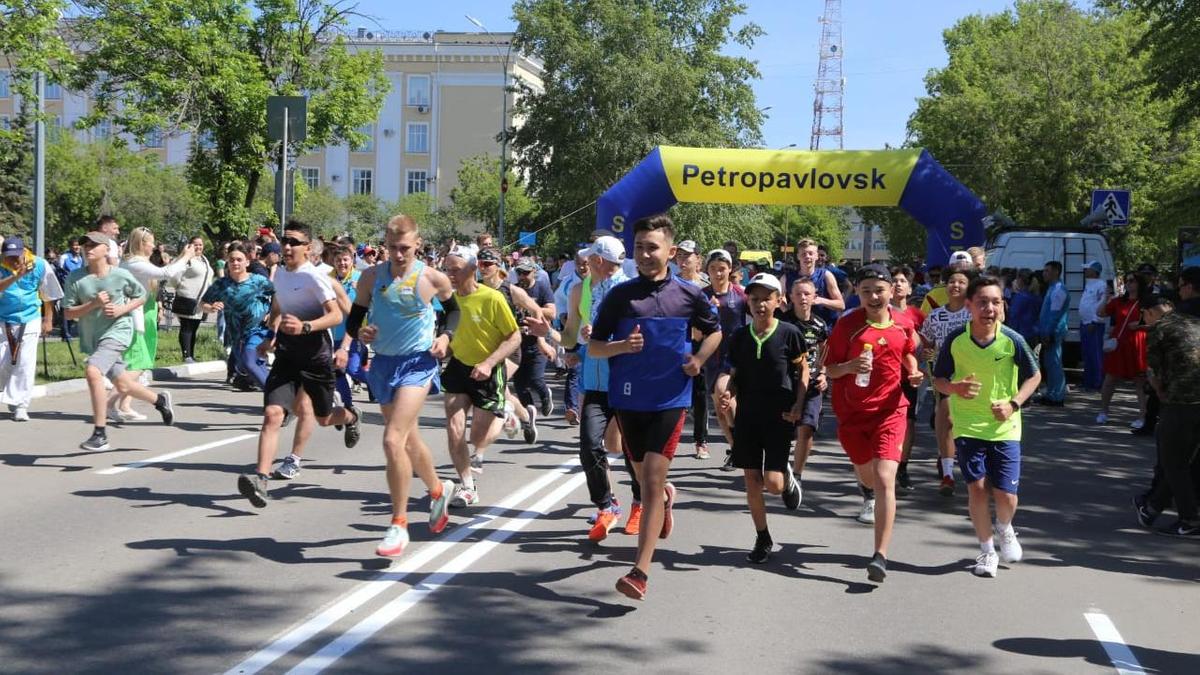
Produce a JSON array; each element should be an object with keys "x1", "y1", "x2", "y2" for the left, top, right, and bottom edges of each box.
[
  {"x1": 995, "y1": 527, "x2": 1023, "y2": 563},
  {"x1": 273, "y1": 455, "x2": 302, "y2": 480},
  {"x1": 939, "y1": 475, "x2": 956, "y2": 497},
  {"x1": 588, "y1": 499, "x2": 621, "y2": 525},
  {"x1": 469, "y1": 452, "x2": 484, "y2": 475},
  {"x1": 1155, "y1": 519, "x2": 1200, "y2": 538},
  {"x1": 522, "y1": 404, "x2": 539, "y2": 444},
  {"x1": 867, "y1": 552, "x2": 888, "y2": 582},
  {"x1": 857, "y1": 498, "x2": 876, "y2": 524},
  {"x1": 747, "y1": 532, "x2": 773, "y2": 564},
  {"x1": 616, "y1": 568, "x2": 648, "y2": 600},
  {"x1": 238, "y1": 473, "x2": 269, "y2": 508},
  {"x1": 429, "y1": 480, "x2": 454, "y2": 533},
  {"x1": 344, "y1": 406, "x2": 362, "y2": 448},
  {"x1": 721, "y1": 451, "x2": 735, "y2": 472},
  {"x1": 12, "y1": 406, "x2": 29, "y2": 422},
  {"x1": 1133, "y1": 494, "x2": 1159, "y2": 528},
  {"x1": 122, "y1": 408, "x2": 148, "y2": 421},
  {"x1": 450, "y1": 485, "x2": 479, "y2": 508},
  {"x1": 973, "y1": 551, "x2": 999, "y2": 578},
  {"x1": 624, "y1": 502, "x2": 643, "y2": 535},
  {"x1": 1095, "y1": 412, "x2": 1109, "y2": 424},
  {"x1": 564, "y1": 408, "x2": 580, "y2": 426},
  {"x1": 376, "y1": 524, "x2": 410, "y2": 557},
  {"x1": 80, "y1": 431, "x2": 110, "y2": 451},
  {"x1": 502, "y1": 403, "x2": 519, "y2": 439},
  {"x1": 660, "y1": 482, "x2": 677, "y2": 539},
  {"x1": 155, "y1": 391, "x2": 175, "y2": 426},
  {"x1": 782, "y1": 470, "x2": 801, "y2": 510},
  {"x1": 540, "y1": 391, "x2": 554, "y2": 417},
  {"x1": 897, "y1": 465, "x2": 914, "y2": 492},
  {"x1": 589, "y1": 507, "x2": 621, "y2": 542},
  {"x1": 1130, "y1": 418, "x2": 1145, "y2": 431},
  {"x1": 695, "y1": 443, "x2": 710, "y2": 460}
]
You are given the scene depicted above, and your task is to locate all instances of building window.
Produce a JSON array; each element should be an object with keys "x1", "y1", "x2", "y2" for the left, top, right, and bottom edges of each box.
[
  {"x1": 406, "y1": 123, "x2": 429, "y2": 154},
  {"x1": 93, "y1": 119, "x2": 112, "y2": 140},
  {"x1": 300, "y1": 167, "x2": 320, "y2": 190},
  {"x1": 144, "y1": 126, "x2": 163, "y2": 148},
  {"x1": 0, "y1": 115, "x2": 11, "y2": 130},
  {"x1": 406, "y1": 170, "x2": 427, "y2": 195},
  {"x1": 353, "y1": 123, "x2": 374, "y2": 152},
  {"x1": 352, "y1": 168, "x2": 373, "y2": 195},
  {"x1": 407, "y1": 75, "x2": 430, "y2": 107},
  {"x1": 48, "y1": 115, "x2": 63, "y2": 140},
  {"x1": 872, "y1": 240, "x2": 888, "y2": 251},
  {"x1": 0, "y1": 71, "x2": 9, "y2": 98},
  {"x1": 44, "y1": 80, "x2": 62, "y2": 100}
]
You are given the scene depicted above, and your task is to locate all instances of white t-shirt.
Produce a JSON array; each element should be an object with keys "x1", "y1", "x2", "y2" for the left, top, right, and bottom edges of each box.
[
  {"x1": 274, "y1": 262, "x2": 335, "y2": 321},
  {"x1": 919, "y1": 305, "x2": 971, "y2": 356},
  {"x1": 1079, "y1": 278, "x2": 1107, "y2": 324}
]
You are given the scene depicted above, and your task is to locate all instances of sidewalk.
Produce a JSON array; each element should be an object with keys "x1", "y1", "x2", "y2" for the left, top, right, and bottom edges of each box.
[{"x1": 27, "y1": 360, "x2": 227, "y2": 400}]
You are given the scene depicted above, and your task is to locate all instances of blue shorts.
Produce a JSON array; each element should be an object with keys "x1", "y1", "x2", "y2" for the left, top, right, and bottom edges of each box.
[
  {"x1": 367, "y1": 351, "x2": 440, "y2": 406},
  {"x1": 955, "y1": 438, "x2": 1021, "y2": 494}
]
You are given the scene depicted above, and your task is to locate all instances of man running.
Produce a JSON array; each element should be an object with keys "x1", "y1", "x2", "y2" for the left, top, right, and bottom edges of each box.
[
  {"x1": 511, "y1": 255, "x2": 558, "y2": 430},
  {"x1": 589, "y1": 215, "x2": 721, "y2": 600},
  {"x1": 796, "y1": 238, "x2": 844, "y2": 326},
  {"x1": 825, "y1": 264, "x2": 923, "y2": 582},
  {"x1": 1, "y1": 236, "x2": 64, "y2": 421},
  {"x1": 346, "y1": 214, "x2": 456, "y2": 557},
  {"x1": 441, "y1": 246, "x2": 521, "y2": 507},
  {"x1": 889, "y1": 266, "x2": 927, "y2": 492},
  {"x1": 933, "y1": 275, "x2": 1040, "y2": 576},
  {"x1": 919, "y1": 266, "x2": 973, "y2": 497},
  {"x1": 237, "y1": 220, "x2": 361, "y2": 508}
]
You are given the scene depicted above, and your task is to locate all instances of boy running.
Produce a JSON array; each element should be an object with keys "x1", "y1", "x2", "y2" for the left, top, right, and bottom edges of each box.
[
  {"x1": 825, "y1": 264, "x2": 923, "y2": 582},
  {"x1": 919, "y1": 266, "x2": 972, "y2": 496},
  {"x1": 933, "y1": 276, "x2": 1040, "y2": 577},
  {"x1": 776, "y1": 277, "x2": 829, "y2": 504},
  {"x1": 890, "y1": 265, "x2": 926, "y2": 492},
  {"x1": 721, "y1": 273, "x2": 807, "y2": 563}
]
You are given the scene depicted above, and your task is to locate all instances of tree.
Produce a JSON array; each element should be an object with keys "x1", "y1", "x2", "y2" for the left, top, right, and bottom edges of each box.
[
  {"x1": 291, "y1": 185, "x2": 347, "y2": 236},
  {"x1": 70, "y1": 0, "x2": 389, "y2": 243},
  {"x1": 1107, "y1": 0, "x2": 1200, "y2": 132},
  {"x1": 860, "y1": 207, "x2": 926, "y2": 265},
  {"x1": 448, "y1": 154, "x2": 537, "y2": 235},
  {"x1": 511, "y1": 0, "x2": 764, "y2": 247}
]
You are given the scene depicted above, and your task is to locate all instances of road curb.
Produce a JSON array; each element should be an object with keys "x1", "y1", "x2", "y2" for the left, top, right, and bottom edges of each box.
[{"x1": 31, "y1": 360, "x2": 226, "y2": 400}]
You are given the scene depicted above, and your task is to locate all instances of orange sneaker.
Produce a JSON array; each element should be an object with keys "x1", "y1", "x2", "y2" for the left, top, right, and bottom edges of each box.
[
  {"x1": 589, "y1": 508, "x2": 620, "y2": 542},
  {"x1": 624, "y1": 502, "x2": 643, "y2": 535}
]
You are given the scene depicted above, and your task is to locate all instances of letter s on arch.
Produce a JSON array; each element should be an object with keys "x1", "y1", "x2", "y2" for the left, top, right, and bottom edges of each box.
[
  {"x1": 612, "y1": 215, "x2": 625, "y2": 233},
  {"x1": 949, "y1": 221, "x2": 964, "y2": 240}
]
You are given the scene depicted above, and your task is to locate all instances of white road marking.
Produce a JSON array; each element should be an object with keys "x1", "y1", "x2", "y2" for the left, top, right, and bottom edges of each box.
[
  {"x1": 287, "y1": 471, "x2": 588, "y2": 674},
  {"x1": 95, "y1": 433, "x2": 258, "y2": 475},
  {"x1": 1084, "y1": 611, "x2": 1146, "y2": 675},
  {"x1": 225, "y1": 459, "x2": 580, "y2": 675}
]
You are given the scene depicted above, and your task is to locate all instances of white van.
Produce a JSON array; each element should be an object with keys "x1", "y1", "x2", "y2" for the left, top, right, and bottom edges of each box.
[{"x1": 985, "y1": 229, "x2": 1115, "y2": 347}]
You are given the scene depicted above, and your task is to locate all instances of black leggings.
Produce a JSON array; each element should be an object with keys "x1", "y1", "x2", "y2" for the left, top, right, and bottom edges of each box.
[{"x1": 178, "y1": 317, "x2": 202, "y2": 359}]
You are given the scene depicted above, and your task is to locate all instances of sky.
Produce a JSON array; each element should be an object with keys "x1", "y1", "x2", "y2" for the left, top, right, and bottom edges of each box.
[{"x1": 355, "y1": 1, "x2": 1092, "y2": 151}]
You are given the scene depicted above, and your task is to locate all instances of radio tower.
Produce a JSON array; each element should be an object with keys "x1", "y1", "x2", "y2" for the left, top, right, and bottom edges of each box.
[{"x1": 809, "y1": 0, "x2": 844, "y2": 150}]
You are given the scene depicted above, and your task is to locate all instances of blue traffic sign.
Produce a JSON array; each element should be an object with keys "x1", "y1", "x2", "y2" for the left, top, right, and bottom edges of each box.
[{"x1": 1091, "y1": 189, "x2": 1130, "y2": 226}]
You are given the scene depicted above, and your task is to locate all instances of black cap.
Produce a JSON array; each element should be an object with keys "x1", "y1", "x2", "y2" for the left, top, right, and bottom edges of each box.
[
  {"x1": 1143, "y1": 294, "x2": 1172, "y2": 310},
  {"x1": 855, "y1": 263, "x2": 893, "y2": 285},
  {"x1": 1136, "y1": 262, "x2": 1158, "y2": 276}
]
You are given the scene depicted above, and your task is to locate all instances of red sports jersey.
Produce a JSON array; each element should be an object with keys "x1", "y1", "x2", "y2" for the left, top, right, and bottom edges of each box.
[{"x1": 825, "y1": 307, "x2": 916, "y2": 419}]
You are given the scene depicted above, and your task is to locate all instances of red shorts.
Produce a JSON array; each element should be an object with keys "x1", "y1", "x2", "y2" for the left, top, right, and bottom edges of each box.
[{"x1": 837, "y1": 408, "x2": 908, "y2": 465}]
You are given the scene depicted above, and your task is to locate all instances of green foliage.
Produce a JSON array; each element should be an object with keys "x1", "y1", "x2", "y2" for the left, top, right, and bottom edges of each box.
[
  {"x1": 860, "y1": 207, "x2": 926, "y2": 264},
  {"x1": 511, "y1": 0, "x2": 764, "y2": 246},
  {"x1": 391, "y1": 191, "x2": 462, "y2": 246},
  {"x1": 292, "y1": 185, "x2": 347, "y2": 236},
  {"x1": 449, "y1": 154, "x2": 537, "y2": 240},
  {"x1": 0, "y1": 111, "x2": 32, "y2": 237},
  {"x1": 0, "y1": 1, "x2": 73, "y2": 103},
  {"x1": 71, "y1": 0, "x2": 389, "y2": 244},
  {"x1": 765, "y1": 205, "x2": 849, "y2": 260},
  {"x1": 1108, "y1": 0, "x2": 1200, "y2": 132}
]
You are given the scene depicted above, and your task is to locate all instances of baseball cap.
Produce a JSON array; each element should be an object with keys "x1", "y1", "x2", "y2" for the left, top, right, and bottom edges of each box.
[
  {"x1": 2, "y1": 236, "x2": 23, "y2": 257},
  {"x1": 588, "y1": 236, "x2": 625, "y2": 264},
  {"x1": 1083, "y1": 260, "x2": 1102, "y2": 273},
  {"x1": 515, "y1": 256, "x2": 538, "y2": 272},
  {"x1": 262, "y1": 242, "x2": 282, "y2": 255},
  {"x1": 78, "y1": 231, "x2": 111, "y2": 247},
  {"x1": 948, "y1": 250, "x2": 973, "y2": 267},
  {"x1": 855, "y1": 263, "x2": 894, "y2": 285},
  {"x1": 1136, "y1": 262, "x2": 1157, "y2": 276},
  {"x1": 705, "y1": 249, "x2": 733, "y2": 267},
  {"x1": 258, "y1": 227, "x2": 273, "y2": 237},
  {"x1": 362, "y1": 245, "x2": 376, "y2": 256},
  {"x1": 677, "y1": 240, "x2": 698, "y2": 254},
  {"x1": 477, "y1": 248, "x2": 502, "y2": 264},
  {"x1": 773, "y1": 260, "x2": 784, "y2": 272},
  {"x1": 448, "y1": 245, "x2": 478, "y2": 266},
  {"x1": 745, "y1": 272, "x2": 782, "y2": 295}
]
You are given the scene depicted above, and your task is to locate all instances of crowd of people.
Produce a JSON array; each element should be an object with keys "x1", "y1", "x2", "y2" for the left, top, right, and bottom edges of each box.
[{"x1": 3, "y1": 210, "x2": 1198, "y2": 603}]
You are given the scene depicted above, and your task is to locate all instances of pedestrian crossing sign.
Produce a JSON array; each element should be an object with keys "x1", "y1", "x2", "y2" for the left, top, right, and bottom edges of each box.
[{"x1": 1090, "y1": 189, "x2": 1130, "y2": 226}]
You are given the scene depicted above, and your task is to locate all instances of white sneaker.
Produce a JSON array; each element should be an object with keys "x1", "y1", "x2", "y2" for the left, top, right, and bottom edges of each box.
[
  {"x1": 13, "y1": 406, "x2": 30, "y2": 422},
  {"x1": 123, "y1": 408, "x2": 148, "y2": 421},
  {"x1": 974, "y1": 551, "x2": 999, "y2": 577},
  {"x1": 502, "y1": 403, "x2": 519, "y2": 439},
  {"x1": 450, "y1": 485, "x2": 479, "y2": 508},
  {"x1": 856, "y1": 498, "x2": 876, "y2": 524},
  {"x1": 1130, "y1": 418, "x2": 1145, "y2": 431},
  {"x1": 995, "y1": 527, "x2": 1023, "y2": 563},
  {"x1": 375, "y1": 524, "x2": 410, "y2": 557},
  {"x1": 1095, "y1": 412, "x2": 1109, "y2": 424},
  {"x1": 469, "y1": 452, "x2": 484, "y2": 475}
]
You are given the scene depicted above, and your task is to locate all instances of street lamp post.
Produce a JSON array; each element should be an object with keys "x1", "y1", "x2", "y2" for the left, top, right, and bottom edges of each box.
[{"x1": 466, "y1": 15, "x2": 512, "y2": 248}]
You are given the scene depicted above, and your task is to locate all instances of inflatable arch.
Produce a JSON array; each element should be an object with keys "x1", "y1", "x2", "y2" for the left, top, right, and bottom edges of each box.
[{"x1": 595, "y1": 146, "x2": 987, "y2": 265}]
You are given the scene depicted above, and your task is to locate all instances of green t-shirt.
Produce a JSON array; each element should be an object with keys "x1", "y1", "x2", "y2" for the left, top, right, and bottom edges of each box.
[
  {"x1": 63, "y1": 266, "x2": 147, "y2": 354},
  {"x1": 932, "y1": 324, "x2": 1039, "y2": 442}
]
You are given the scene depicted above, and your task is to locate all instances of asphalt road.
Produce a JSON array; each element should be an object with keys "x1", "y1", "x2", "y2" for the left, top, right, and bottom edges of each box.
[{"x1": 1, "y1": 372, "x2": 1196, "y2": 674}]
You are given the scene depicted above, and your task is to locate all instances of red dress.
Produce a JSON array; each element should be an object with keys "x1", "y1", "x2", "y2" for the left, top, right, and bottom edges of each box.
[{"x1": 1102, "y1": 297, "x2": 1147, "y2": 378}]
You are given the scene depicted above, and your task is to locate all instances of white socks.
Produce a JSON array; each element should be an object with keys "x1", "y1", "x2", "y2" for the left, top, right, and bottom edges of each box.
[
  {"x1": 940, "y1": 458, "x2": 955, "y2": 478},
  {"x1": 980, "y1": 539, "x2": 996, "y2": 554}
]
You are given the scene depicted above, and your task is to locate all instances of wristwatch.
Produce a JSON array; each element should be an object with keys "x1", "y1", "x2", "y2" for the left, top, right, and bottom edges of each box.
[
  {"x1": 301, "y1": 321, "x2": 312, "y2": 335},
  {"x1": 1009, "y1": 399, "x2": 1021, "y2": 411}
]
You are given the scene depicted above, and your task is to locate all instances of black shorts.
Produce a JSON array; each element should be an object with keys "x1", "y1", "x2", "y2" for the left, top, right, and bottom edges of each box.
[
  {"x1": 264, "y1": 333, "x2": 336, "y2": 418},
  {"x1": 902, "y1": 382, "x2": 918, "y2": 421},
  {"x1": 441, "y1": 357, "x2": 507, "y2": 414},
  {"x1": 734, "y1": 407, "x2": 794, "y2": 472},
  {"x1": 796, "y1": 388, "x2": 824, "y2": 431},
  {"x1": 615, "y1": 408, "x2": 686, "y2": 462}
]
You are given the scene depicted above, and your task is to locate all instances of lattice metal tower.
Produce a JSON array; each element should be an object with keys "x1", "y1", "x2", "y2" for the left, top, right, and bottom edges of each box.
[{"x1": 809, "y1": 0, "x2": 844, "y2": 150}]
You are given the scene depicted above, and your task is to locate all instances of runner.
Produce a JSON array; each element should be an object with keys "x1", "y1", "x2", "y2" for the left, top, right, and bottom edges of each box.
[
  {"x1": 511, "y1": 255, "x2": 558, "y2": 429},
  {"x1": 477, "y1": 248, "x2": 540, "y2": 444},
  {"x1": 933, "y1": 275, "x2": 1040, "y2": 576},
  {"x1": 702, "y1": 248, "x2": 748, "y2": 471},
  {"x1": 796, "y1": 238, "x2": 845, "y2": 326},
  {"x1": 62, "y1": 232, "x2": 176, "y2": 451},
  {"x1": 1, "y1": 236, "x2": 64, "y2": 422},
  {"x1": 236, "y1": 220, "x2": 361, "y2": 508},
  {"x1": 721, "y1": 273, "x2": 807, "y2": 563},
  {"x1": 889, "y1": 265, "x2": 927, "y2": 492},
  {"x1": 345, "y1": 214, "x2": 456, "y2": 556},
  {"x1": 556, "y1": 248, "x2": 590, "y2": 426},
  {"x1": 440, "y1": 246, "x2": 521, "y2": 507},
  {"x1": 776, "y1": 277, "x2": 830, "y2": 504},
  {"x1": 824, "y1": 264, "x2": 923, "y2": 582},
  {"x1": 328, "y1": 246, "x2": 368, "y2": 409},
  {"x1": 918, "y1": 266, "x2": 973, "y2": 497},
  {"x1": 674, "y1": 240, "x2": 712, "y2": 459},
  {"x1": 201, "y1": 243, "x2": 274, "y2": 391},
  {"x1": 921, "y1": 250, "x2": 973, "y2": 314},
  {"x1": 588, "y1": 214, "x2": 721, "y2": 600}
]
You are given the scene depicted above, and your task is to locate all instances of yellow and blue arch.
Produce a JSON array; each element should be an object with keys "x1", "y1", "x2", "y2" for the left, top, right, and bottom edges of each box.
[{"x1": 595, "y1": 146, "x2": 986, "y2": 265}]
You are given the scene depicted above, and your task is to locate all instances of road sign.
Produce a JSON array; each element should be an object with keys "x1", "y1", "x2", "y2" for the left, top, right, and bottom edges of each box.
[
  {"x1": 518, "y1": 231, "x2": 536, "y2": 247},
  {"x1": 1091, "y1": 189, "x2": 1130, "y2": 226},
  {"x1": 266, "y1": 96, "x2": 306, "y2": 143}
]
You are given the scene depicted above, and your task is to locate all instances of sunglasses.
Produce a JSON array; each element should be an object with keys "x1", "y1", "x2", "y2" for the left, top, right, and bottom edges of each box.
[
  {"x1": 517, "y1": 268, "x2": 534, "y2": 275},
  {"x1": 478, "y1": 260, "x2": 498, "y2": 267},
  {"x1": 281, "y1": 236, "x2": 309, "y2": 247}
]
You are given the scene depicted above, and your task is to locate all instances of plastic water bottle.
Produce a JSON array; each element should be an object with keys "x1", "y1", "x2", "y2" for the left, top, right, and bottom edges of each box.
[{"x1": 855, "y1": 343, "x2": 874, "y2": 387}]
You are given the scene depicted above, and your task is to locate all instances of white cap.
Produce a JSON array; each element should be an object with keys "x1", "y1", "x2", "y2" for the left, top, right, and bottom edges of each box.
[
  {"x1": 588, "y1": 235, "x2": 625, "y2": 264},
  {"x1": 705, "y1": 249, "x2": 733, "y2": 267},
  {"x1": 447, "y1": 245, "x2": 477, "y2": 266},
  {"x1": 1083, "y1": 260, "x2": 1102, "y2": 273},
  {"x1": 948, "y1": 250, "x2": 973, "y2": 267},
  {"x1": 677, "y1": 240, "x2": 698, "y2": 254},
  {"x1": 745, "y1": 272, "x2": 782, "y2": 294}
]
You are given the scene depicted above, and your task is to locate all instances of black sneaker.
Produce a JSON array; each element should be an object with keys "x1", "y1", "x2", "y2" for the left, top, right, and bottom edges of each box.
[
  {"x1": 897, "y1": 465, "x2": 914, "y2": 492},
  {"x1": 1154, "y1": 519, "x2": 1200, "y2": 538},
  {"x1": 238, "y1": 473, "x2": 269, "y2": 508},
  {"x1": 1133, "y1": 495, "x2": 1159, "y2": 528},
  {"x1": 867, "y1": 552, "x2": 888, "y2": 582},
  {"x1": 523, "y1": 405, "x2": 539, "y2": 444},
  {"x1": 747, "y1": 533, "x2": 773, "y2": 564},
  {"x1": 782, "y1": 472, "x2": 801, "y2": 510},
  {"x1": 344, "y1": 406, "x2": 361, "y2": 448},
  {"x1": 155, "y1": 391, "x2": 175, "y2": 426},
  {"x1": 540, "y1": 391, "x2": 554, "y2": 417},
  {"x1": 80, "y1": 431, "x2": 110, "y2": 451},
  {"x1": 721, "y1": 451, "x2": 735, "y2": 472}
]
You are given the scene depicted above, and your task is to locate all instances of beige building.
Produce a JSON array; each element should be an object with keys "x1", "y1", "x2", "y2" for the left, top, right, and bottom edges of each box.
[
  {"x1": 0, "y1": 30, "x2": 543, "y2": 207},
  {"x1": 844, "y1": 210, "x2": 891, "y2": 263}
]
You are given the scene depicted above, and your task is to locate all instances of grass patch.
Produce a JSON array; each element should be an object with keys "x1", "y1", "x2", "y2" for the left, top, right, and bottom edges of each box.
[{"x1": 34, "y1": 325, "x2": 227, "y2": 384}]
